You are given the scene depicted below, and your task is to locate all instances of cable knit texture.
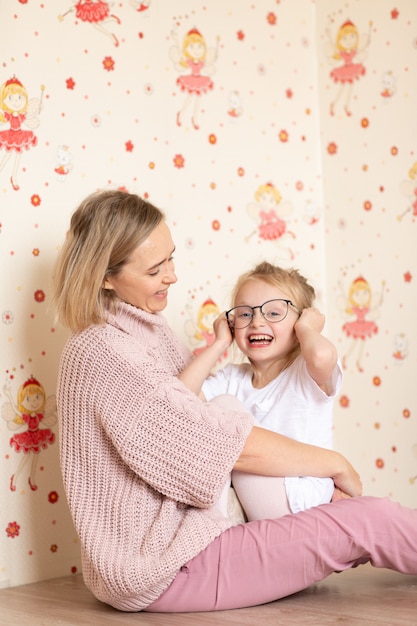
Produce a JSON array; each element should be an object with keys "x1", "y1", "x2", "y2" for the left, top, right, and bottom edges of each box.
[{"x1": 57, "y1": 302, "x2": 253, "y2": 611}]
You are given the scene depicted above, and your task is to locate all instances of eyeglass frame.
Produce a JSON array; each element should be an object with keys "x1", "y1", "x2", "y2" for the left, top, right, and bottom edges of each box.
[{"x1": 226, "y1": 298, "x2": 301, "y2": 330}]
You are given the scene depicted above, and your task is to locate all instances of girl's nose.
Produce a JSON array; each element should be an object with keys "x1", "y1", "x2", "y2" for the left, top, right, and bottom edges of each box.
[{"x1": 250, "y1": 309, "x2": 265, "y2": 326}]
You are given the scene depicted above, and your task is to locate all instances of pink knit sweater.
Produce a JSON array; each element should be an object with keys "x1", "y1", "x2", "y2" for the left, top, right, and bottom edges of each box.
[{"x1": 57, "y1": 302, "x2": 253, "y2": 611}]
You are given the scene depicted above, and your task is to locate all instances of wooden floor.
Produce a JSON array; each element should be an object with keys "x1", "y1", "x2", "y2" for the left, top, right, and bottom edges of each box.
[{"x1": 0, "y1": 564, "x2": 416, "y2": 625}]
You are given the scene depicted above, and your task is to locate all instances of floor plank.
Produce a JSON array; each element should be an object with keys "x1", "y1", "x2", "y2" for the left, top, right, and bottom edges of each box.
[{"x1": 0, "y1": 565, "x2": 416, "y2": 625}]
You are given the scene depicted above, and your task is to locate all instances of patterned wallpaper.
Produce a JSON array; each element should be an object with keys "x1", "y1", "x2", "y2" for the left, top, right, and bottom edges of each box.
[{"x1": 0, "y1": 0, "x2": 415, "y2": 588}]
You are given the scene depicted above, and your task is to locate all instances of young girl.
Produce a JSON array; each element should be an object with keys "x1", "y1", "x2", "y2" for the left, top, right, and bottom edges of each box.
[{"x1": 182, "y1": 261, "x2": 343, "y2": 520}]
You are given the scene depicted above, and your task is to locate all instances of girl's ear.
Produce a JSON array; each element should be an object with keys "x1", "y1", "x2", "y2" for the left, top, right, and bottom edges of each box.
[{"x1": 103, "y1": 279, "x2": 114, "y2": 290}]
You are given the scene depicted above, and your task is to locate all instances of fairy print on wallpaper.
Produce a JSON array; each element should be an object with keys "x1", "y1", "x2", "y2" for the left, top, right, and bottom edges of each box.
[
  {"x1": 170, "y1": 27, "x2": 220, "y2": 130},
  {"x1": 129, "y1": 0, "x2": 151, "y2": 12},
  {"x1": 245, "y1": 182, "x2": 296, "y2": 260},
  {"x1": 185, "y1": 298, "x2": 228, "y2": 361},
  {"x1": 2, "y1": 376, "x2": 57, "y2": 493},
  {"x1": 54, "y1": 145, "x2": 73, "y2": 181},
  {"x1": 0, "y1": 77, "x2": 44, "y2": 192},
  {"x1": 398, "y1": 162, "x2": 417, "y2": 222},
  {"x1": 337, "y1": 277, "x2": 384, "y2": 373},
  {"x1": 58, "y1": 0, "x2": 121, "y2": 47},
  {"x1": 392, "y1": 332, "x2": 409, "y2": 363},
  {"x1": 227, "y1": 90, "x2": 243, "y2": 119},
  {"x1": 325, "y1": 20, "x2": 372, "y2": 117},
  {"x1": 380, "y1": 70, "x2": 397, "y2": 101}
]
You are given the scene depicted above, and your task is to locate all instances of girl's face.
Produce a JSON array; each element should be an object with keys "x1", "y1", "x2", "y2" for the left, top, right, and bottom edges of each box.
[
  {"x1": 104, "y1": 221, "x2": 177, "y2": 313},
  {"x1": 231, "y1": 279, "x2": 299, "y2": 365}
]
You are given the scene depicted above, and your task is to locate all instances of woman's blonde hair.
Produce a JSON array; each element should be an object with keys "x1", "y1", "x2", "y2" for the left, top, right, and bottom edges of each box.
[
  {"x1": 52, "y1": 190, "x2": 164, "y2": 332},
  {"x1": 231, "y1": 261, "x2": 315, "y2": 310}
]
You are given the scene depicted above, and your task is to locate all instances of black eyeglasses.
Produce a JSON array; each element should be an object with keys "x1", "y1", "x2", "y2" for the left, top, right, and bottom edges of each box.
[{"x1": 226, "y1": 299, "x2": 300, "y2": 329}]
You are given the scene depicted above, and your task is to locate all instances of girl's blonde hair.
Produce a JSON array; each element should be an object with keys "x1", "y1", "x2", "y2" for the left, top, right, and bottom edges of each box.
[
  {"x1": 231, "y1": 261, "x2": 315, "y2": 311},
  {"x1": 52, "y1": 190, "x2": 164, "y2": 332}
]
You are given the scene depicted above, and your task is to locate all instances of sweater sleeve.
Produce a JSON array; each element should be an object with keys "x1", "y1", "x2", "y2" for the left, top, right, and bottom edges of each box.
[{"x1": 80, "y1": 336, "x2": 253, "y2": 509}]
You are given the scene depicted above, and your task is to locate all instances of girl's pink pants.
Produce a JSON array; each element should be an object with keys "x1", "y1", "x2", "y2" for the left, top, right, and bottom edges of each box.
[{"x1": 146, "y1": 496, "x2": 417, "y2": 612}]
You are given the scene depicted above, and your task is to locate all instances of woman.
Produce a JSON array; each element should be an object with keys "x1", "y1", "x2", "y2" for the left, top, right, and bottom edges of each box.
[{"x1": 53, "y1": 190, "x2": 417, "y2": 613}]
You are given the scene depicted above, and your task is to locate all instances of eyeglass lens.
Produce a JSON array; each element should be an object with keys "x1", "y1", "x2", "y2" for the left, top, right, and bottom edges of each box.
[{"x1": 227, "y1": 299, "x2": 290, "y2": 328}]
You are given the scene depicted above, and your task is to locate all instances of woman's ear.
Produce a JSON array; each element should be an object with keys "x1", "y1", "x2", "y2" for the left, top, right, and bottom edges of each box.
[{"x1": 103, "y1": 279, "x2": 114, "y2": 290}]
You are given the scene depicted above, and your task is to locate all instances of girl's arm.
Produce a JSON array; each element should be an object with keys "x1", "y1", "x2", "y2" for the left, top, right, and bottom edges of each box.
[
  {"x1": 294, "y1": 307, "x2": 338, "y2": 393},
  {"x1": 234, "y1": 425, "x2": 362, "y2": 498},
  {"x1": 178, "y1": 313, "x2": 232, "y2": 396}
]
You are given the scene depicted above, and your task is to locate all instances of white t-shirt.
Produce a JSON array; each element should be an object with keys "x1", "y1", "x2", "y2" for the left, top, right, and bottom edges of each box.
[{"x1": 202, "y1": 355, "x2": 343, "y2": 513}]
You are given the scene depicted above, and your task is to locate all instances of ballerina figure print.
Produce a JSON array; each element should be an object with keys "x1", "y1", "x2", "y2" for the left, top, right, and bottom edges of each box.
[
  {"x1": 0, "y1": 77, "x2": 44, "y2": 191},
  {"x1": 246, "y1": 182, "x2": 296, "y2": 260},
  {"x1": 338, "y1": 276, "x2": 384, "y2": 372},
  {"x1": 58, "y1": 0, "x2": 121, "y2": 47},
  {"x1": 3, "y1": 376, "x2": 57, "y2": 492},
  {"x1": 170, "y1": 27, "x2": 220, "y2": 130},
  {"x1": 185, "y1": 298, "x2": 228, "y2": 362},
  {"x1": 325, "y1": 20, "x2": 372, "y2": 117},
  {"x1": 397, "y1": 162, "x2": 417, "y2": 222}
]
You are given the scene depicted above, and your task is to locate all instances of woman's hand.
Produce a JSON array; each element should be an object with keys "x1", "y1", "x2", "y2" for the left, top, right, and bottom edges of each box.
[
  {"x1": 235, "y1": 427, "x2": 363, "y2": 498},
  {"x1": 332, "y1": 487, "x2": 352, "y2": 502},
  {"x1": 331, "y1": 456, "x2": 362, "y2": 498}
]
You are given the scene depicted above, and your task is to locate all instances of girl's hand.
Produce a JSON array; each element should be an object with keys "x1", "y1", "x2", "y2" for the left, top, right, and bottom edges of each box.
[
  {"x1": 295, "y1": 307, "x2": 325, "y2": 334},
  {"x1": 212, "y1": 312, "x2": 233, "y2": 350}
]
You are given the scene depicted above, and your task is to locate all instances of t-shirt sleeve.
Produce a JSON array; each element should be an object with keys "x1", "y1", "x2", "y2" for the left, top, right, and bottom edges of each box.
[{"x1": 201, "y1": 364, "x2": 233, "y2": 401}]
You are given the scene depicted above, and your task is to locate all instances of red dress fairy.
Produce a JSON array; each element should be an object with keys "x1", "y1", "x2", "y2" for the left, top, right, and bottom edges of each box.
[
  {"x1": 330, "y1": 50, "x2": 366, "y2": 84},
  {"x1": 0, "y1": 112, "x2": 37, "y2": 152},
  {"x1": 176, "y1": 61, "x2": 214, "y2": 95},
  {"x1": 342, "y1": 306, "x2": 378, "y2": 339},
  {"x1": 74, "y1": 0, "x2": 110, "y2": 22},
  {"x1": 10, "y1": 412, "x2": 55, "y2": 454},
  {"x1": 258, "y1": 209, "x2": 286, "y2": 241}
]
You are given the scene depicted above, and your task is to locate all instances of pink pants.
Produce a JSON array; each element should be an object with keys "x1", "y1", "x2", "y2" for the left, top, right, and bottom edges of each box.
[{"x1": 146, "y1": 496, "x2": 417, "y2": 612}]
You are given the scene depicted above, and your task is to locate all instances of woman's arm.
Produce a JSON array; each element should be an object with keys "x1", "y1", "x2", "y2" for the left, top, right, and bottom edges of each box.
[{"x1": 234, "y1": 426, "x2": 362, "y2": 498}]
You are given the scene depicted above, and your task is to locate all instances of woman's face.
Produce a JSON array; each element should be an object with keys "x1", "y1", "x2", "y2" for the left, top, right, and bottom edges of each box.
[{"x1": 105, "y1": 221, "x2": 177, "y2": 313}]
